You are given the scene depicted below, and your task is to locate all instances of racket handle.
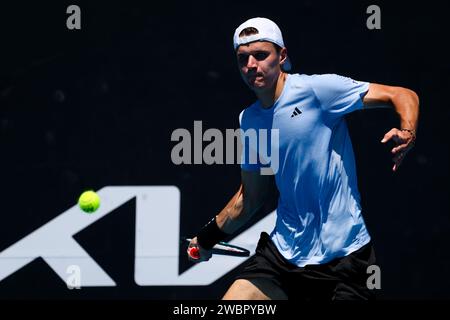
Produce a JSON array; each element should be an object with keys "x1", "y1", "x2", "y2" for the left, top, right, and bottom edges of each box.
[{"x1": 188, "y1": 247, "x2": 200, "y2": 260}]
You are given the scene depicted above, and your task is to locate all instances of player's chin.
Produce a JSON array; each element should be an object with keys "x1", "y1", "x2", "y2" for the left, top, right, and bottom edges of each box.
[{"x1": 247, "y1": 79, "x2": 266, "y2": 89}]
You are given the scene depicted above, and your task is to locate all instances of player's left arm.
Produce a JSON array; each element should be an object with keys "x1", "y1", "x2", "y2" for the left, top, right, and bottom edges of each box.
[{"x1": 363, "y1": 83, "x2": 420, "y2": 171}]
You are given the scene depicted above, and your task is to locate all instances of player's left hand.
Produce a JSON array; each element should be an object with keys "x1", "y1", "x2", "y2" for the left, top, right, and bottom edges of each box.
[{"x1": 381, "y1": 128, "x2": 416, "y2": 172}]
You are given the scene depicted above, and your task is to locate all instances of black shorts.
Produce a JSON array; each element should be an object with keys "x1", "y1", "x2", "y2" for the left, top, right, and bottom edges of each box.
[{"x1": 237, "y1": 232, "x2": 377, "y2": 300}]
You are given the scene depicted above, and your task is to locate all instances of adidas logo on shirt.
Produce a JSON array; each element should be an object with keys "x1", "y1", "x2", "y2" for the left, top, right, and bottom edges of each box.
[{"x1": 291, "y1": 107, "x2": 302, "y2": 118}]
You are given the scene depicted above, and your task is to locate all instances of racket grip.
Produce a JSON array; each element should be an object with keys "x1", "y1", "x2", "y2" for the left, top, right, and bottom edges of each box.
[{"x1": 188, "y1": 247, "x2": 200, "y2": 260}]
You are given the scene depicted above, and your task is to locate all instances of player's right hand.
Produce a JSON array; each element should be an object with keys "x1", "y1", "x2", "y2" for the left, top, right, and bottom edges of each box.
[{"x1": 187, "y1": 237, "x2": 212, "y2": 262}]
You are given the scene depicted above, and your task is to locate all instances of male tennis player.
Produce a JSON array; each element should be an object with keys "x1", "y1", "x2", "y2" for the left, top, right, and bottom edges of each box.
[{"x1": 187, "y1": 17, "x2": 419, "y2": 300}]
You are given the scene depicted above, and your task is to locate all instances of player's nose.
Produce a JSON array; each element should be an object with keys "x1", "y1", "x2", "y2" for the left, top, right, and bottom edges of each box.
[{"x1": 246, "y1": 55, "x2": 258, "y2": 69}]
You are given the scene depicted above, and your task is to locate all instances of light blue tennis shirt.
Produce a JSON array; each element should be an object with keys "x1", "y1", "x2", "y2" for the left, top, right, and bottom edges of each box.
[{"x1": 240, "y1": 73, "x2": 371, "y2": 267}]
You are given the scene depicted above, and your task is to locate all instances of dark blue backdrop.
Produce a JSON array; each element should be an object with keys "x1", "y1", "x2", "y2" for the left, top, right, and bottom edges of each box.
[{"x1": 0, "y1": 0, "x2": 449, "y2": 300}]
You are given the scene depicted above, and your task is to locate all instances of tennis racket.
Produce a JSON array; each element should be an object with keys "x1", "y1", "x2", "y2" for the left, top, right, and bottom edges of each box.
[{"x1": 183, "y1": 237, "x2": 250, "y2": 259}]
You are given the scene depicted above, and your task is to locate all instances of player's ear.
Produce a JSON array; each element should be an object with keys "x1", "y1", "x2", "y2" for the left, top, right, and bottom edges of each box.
[{"x1": 279, "y1": 47, "x2": 288, "y2": 65}]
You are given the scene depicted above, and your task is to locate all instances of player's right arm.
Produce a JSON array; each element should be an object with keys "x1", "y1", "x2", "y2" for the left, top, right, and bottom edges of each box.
[
  {"x1": 188, "y1": 170, "x2": 277, "y2": 262},
  {"x1": 216, "y1": 170, "x2": 277, "y2": 234}
]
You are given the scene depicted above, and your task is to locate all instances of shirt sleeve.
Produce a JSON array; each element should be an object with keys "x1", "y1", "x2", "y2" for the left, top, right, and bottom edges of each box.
[
  {"x1": 239, "y1": 109, "x2": 265, "y2": 172},
  {"x1": 309, "y1": 74, "x2": 370, "y2": 118}
]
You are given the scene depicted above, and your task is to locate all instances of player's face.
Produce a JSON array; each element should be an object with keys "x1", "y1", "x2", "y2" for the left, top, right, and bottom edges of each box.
[{"x1": 236, "y1": 41, "x2": 282, "y2": 91}]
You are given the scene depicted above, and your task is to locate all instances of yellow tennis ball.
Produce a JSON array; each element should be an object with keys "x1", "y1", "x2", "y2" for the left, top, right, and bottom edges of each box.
[{"x1": 78, "y1": 190, "x2": 100, "y2": 213}]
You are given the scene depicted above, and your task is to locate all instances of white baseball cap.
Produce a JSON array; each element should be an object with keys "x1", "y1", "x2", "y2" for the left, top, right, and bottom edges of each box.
[{"x1": 233, "y1": 17, "x2": 292, "y2": 71}]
